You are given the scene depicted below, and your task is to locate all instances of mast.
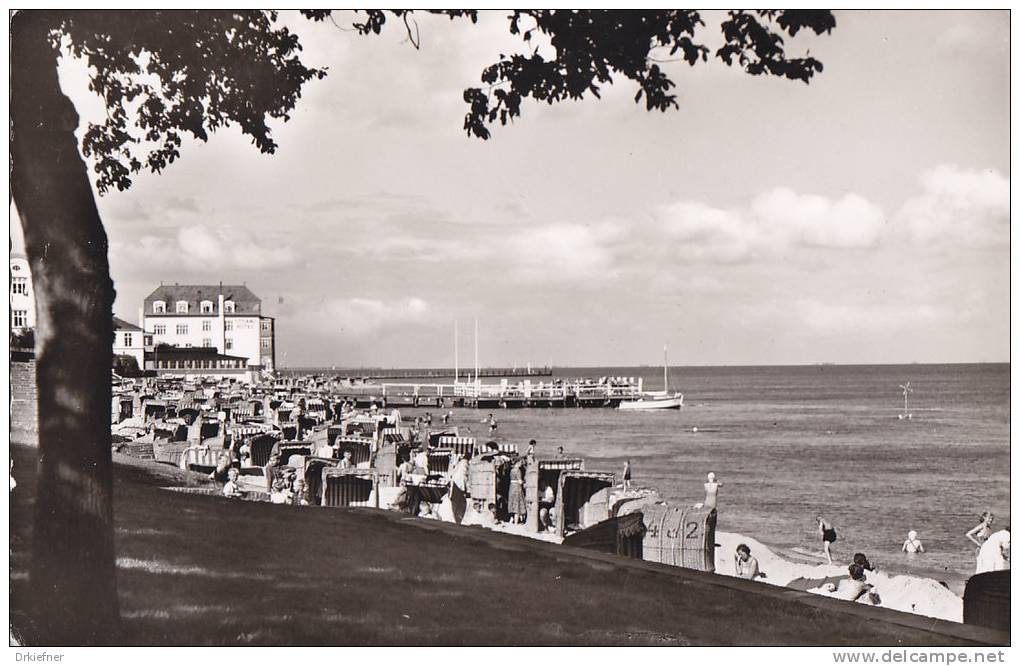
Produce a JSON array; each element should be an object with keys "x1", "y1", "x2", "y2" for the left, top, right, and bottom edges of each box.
[{"x1": 664, "y1": 344, "x2": 669, "y2": 394}]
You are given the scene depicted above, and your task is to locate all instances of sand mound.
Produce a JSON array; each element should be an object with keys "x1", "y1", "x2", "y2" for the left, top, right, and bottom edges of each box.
[{"x1": 715, "y1": 531, "x2": 962, "y2": 622}]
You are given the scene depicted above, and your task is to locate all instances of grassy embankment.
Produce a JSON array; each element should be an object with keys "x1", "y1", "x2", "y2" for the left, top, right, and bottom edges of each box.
[{"x1": 9, "y1": 440, "x2": 1008, "y2": 646}]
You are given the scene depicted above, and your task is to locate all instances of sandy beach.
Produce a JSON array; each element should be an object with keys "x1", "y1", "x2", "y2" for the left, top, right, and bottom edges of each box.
[{"x1": 435, "y1": 493, "x2": 967, "y2": 623}]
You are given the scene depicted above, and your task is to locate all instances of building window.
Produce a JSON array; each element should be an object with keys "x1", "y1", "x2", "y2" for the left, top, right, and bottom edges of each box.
[
  {"x1": 225, "y1": 338, "x2": 233, "y2": 350},
  {"x1": 175, "y1": 301, "x2": 189, "y2": 314},
  {"x1": 176, "y1": 323, "x2": 188, "y2": 335},
  {"x1": 11, "y1": 277, "x2": 28, "y2": 295},
  {"x1": 123, "y1": 333, "x2": 133, "y2": 347},
  {"x1": 224, "y1": 320, "x2": 233, "y2": 332},
  {"x1": 153, "y1": 301, "x2": 166, "y2": 314},
  {"x1": 202, "y1": 338, "x2": 212, "y2": 348},
  {"x1": 223, "y1": 300, "x2": 235, "y2": 314},
  {"x1": 12, "y1": 310, "x2": 27, "y2": 328},
  {"x1": 153, "y1": 324, "x2": 166, "y2": 335},
  {"x1": 200, "y1": 300, "x2": 213, "y2": 314},
  {"x1": 202, "y1": 320, "x2": 211, "y2": 332},
  {"x1": 261, "y1": 339, "x2": 271, "y2": 350}
]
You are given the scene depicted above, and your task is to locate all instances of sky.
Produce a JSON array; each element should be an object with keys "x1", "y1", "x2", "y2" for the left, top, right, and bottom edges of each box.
[{"x1": 9, "y1": 10, "x2": 1010, "y2": 368}]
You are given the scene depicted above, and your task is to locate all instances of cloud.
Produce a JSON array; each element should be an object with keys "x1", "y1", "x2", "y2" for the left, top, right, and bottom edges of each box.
[
  {"x1": 656, "y1": 201, "x2": 755, "y2": 264},
  {"x1": 650, "y1": 187, "x2": 886, "y2": 266},
  {"x1": 178, "y1": 226, "x2": 298, "y2": 269},
  {"x1": 896, "y1": 165, "x2": 1009, "y2": 250},
  {"x1": 749, "y1": 188, "x2": 886, "y2": 249},
  {"x1": 322, "y1": 296, "x2": 432, "y2": 336},
  {"x1": 792, "y1": 299, "x2": 949, "y2": 334},
  {"x1": 502, "y1": 222, "x2": 624, "y2": 280},
  {"x1": 165, "y1": 196, "x2": 200, "y2": 213},
  {"x1": 112, "y1": 225, "x2": 298, "y2": 273}
]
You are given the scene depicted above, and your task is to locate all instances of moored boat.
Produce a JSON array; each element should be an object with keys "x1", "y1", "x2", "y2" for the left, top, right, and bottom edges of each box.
[{"x1": 618, "y1": 345, "x2": 683, "y2": 410}]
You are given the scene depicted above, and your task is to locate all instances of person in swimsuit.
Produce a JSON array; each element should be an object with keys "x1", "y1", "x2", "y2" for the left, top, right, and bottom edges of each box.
[
  {"x1": 966, "y1": 512, "x2": 995, "y2": 553},
  {"x1": 704, "y1": 472, "x2": 722, "y2": 509},
  {"x1": 817, "y1": 515, "x2": 837, "y2": 565},
  {"x1": 902, "y1": 530, "x2": 925, "y2": 554}
]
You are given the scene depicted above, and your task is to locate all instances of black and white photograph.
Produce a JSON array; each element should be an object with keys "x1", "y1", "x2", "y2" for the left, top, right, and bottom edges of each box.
[{"x1": 8, "y1": 8, "x2": 1011, "y2": 653}]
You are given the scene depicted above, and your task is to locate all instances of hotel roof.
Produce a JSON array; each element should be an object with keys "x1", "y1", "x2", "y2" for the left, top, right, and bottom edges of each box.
[{"x1": 143, "y1": 284, "x2": 261, "y2": 315}]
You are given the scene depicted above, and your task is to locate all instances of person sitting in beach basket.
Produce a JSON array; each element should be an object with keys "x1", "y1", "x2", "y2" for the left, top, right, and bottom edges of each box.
[{"x1": 418, "y1": 501, "x2": 437, "y2": 520}]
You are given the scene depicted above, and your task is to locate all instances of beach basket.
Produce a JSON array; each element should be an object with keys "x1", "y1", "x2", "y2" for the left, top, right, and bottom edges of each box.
[
  {"x1": 437, "y1": 436, "x2": 476, "y2": 457},
  {"x1": 640, "y1": 504, "x2": 717, "y2": 573},
  {"x1": 321, "y1": 468, "x2": 378, "y2": 508},
  {"x1": 335, "y1": 436, "x2": 373, "y2": 465},
  {"x1": 248, "y1": 433, "x2": 281, "y2": 467},
  {"x1": 555, "y1": 470, "x2": 615, "y2": 538},
  {"x1": 964, "y1": 570, "x2": 1009, "y2": 632}
]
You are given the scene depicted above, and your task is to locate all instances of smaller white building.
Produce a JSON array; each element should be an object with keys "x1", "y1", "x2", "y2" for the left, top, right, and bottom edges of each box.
[
  {"x1": 113, "y1": 316, "x2": 147, "y2": 369},
  {"x1": 10, "y1": 253, "x2": 35, "y2": 332}
]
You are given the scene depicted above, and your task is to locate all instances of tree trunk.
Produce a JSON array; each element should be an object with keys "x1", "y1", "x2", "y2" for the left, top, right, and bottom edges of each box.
[{"x1": 11, "y1": 11, "x2": 121, "y2": 644}]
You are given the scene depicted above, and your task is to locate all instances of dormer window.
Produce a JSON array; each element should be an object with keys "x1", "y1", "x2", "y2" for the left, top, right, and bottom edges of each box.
[
  {"x1": 200, "y1": 300, "x2": 213, "y2": 314},
  {"x1": 175, "y1": 300, "x2": 189, "y2": 314},
  {"x1": 153, "y1": 301, "x2": 166, "y2": 314},
  {"x1": 224, "y1": 300, "x2": 235, "y2": 314}
]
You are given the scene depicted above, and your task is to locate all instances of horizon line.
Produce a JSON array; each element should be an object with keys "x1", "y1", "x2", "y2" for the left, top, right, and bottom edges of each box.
[{"x1": 277, "y1": 360, "x2": 1010, "y2": 371}]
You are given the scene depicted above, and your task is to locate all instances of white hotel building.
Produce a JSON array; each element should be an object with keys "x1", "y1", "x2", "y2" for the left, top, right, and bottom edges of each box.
[{"x1": 141, "y1": 284, "x2": 276, "y2": 373}]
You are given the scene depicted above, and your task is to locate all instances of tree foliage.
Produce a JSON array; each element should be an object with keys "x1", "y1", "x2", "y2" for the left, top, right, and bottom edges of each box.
[
  {"x1": 459, "y1": 10, "x2": 835, "y2": 139},
  {"x1": 48, "y1": 10, "x2": 326, "y2": 194},
  {"x1": 303, "y1": 10, "x2": 834, "y2": 140},
  {"x1": 60, "y1": 9, "x2": 834, "y2": 194}
]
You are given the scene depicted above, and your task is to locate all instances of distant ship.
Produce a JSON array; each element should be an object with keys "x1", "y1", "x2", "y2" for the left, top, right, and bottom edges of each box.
[{"x1": 619, "y1": 346, "x2": 684, "y2": 411}]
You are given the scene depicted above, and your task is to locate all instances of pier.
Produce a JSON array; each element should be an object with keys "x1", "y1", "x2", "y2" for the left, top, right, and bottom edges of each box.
[
  {"x1": 305, "y1": 366, "x2": 555, "y2": 380},
  {"x1": 326, "y1": 377, "x2": 646, "y2": 409}
]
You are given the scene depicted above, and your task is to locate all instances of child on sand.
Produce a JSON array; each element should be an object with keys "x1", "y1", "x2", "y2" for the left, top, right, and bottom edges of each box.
[{"x1": 222, "y1": 467, "x2": 242, "y2": 498}]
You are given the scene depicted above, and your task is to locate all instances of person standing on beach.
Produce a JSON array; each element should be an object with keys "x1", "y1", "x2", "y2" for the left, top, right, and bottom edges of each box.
[
  {"x1": 704, "y1": 472, "x2": 722, "y2": 509},
  {"x1": 966, "y1": 512, "x2": 995, "y2": 553},
  {"x1": 623, "y1": 460, "x2": 632, "y2": 491},
  {"x1": 508, "y1": 458, "x2": 527, "y2": 524},
  {"x1": 817, "y1": 516, "x2": 837, "y2": 565}
]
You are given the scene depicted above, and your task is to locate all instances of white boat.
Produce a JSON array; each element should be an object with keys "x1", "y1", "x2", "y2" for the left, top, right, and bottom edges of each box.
[{"x1": 619, "y1": 345, "x2": 683, "y2": 411}]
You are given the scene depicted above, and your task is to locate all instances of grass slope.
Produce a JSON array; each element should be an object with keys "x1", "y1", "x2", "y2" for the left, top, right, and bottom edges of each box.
[{"x1": 9, "y1": 443, "x2": 1006, "y2": 646}]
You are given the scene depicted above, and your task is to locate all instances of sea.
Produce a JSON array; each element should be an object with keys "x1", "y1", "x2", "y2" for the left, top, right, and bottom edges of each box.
[{"x1": 297, "y1": 363, "x2": 1010, "y2": 584}]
